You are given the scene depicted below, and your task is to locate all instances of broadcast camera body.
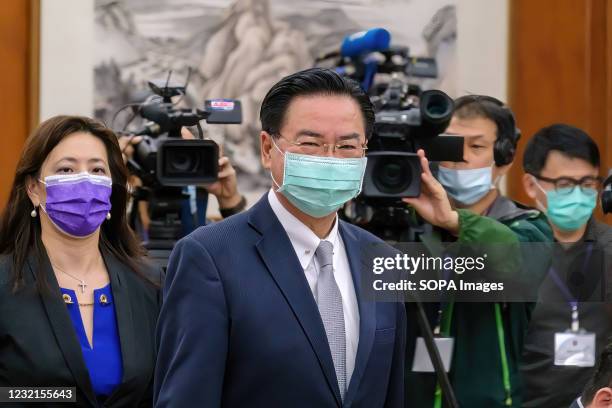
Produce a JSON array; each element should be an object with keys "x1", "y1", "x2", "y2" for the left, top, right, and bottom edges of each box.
[
  {"x1": 130, "y1": 80, "x2": 242, "y2": 187},
  {"x1": 318, "y1": 28, "x2": 464, "y2": 241},
  {"x1": 363, "y1": 82, "x2": 462, "y2": 200},
  {"x1": 118, "y1": 75, "x2": 242, "y2": 265}
]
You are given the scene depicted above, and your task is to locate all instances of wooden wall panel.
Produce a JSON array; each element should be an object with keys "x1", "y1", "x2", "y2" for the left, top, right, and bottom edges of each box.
[
  {"x1": 0, "y1": 0, "x2": 37, "y2": 208},
  {"x1": 607, "y1": 0, "x2": 612, "y2": 179},
  {"x1": 507, "y1": 0, "x2": 611, "y2": 222}
]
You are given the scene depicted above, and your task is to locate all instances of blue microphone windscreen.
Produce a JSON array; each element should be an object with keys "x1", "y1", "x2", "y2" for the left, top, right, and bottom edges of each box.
[{"x1": 340, "y1": 28, "x2": 391, "y2": 58}]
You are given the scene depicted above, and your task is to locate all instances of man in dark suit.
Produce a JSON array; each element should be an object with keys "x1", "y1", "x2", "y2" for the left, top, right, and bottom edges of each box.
[
  {"x1": 154, "y1": 68, "x2": 464, "y2": 408},
  {"x1": 568, "y1": 342, "x2": 612, "y2": 408}
]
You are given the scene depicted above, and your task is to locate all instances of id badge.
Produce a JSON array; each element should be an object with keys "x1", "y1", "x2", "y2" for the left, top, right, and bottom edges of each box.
[
  {"x1": 554, "y1": 331, "x2": 596, "y2": 367},
  {"x1": 412, "y1": 337, "x2": 454, "y2": 373}
]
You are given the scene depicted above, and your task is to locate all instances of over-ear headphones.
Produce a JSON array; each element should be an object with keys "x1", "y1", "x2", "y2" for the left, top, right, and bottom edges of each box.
[
  {"x1": 494, "y1": 113, "x2": 520, "y2": 166},
  {"x1": 454, "y1": 95, "x2": 520, "y2": 166},
  {"x1": 602, "y1": 172, "x2": 612, "y2": 214}
]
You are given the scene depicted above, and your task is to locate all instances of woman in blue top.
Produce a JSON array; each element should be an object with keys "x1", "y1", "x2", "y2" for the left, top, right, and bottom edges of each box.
[{"x1": 0, "y1": 115, "x2": 162, "y2": 407}]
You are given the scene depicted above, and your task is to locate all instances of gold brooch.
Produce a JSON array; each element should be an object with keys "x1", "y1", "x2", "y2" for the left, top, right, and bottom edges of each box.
[
  {"x1": 62, "y1": 293, "x2": 74, "y2": 304},
  {"x1": 99, "y1": 294, "x2": 109, "y2": 305}
]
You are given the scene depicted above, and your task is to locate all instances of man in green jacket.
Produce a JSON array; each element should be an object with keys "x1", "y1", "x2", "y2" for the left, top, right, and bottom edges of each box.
[{"x1": 403, "y1": 95, "x2": 552, "y2": 408}]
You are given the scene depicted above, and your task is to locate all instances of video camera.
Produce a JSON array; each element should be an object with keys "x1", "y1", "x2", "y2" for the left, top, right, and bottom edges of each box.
[
  {"x1": 319, "y1": 28, "x2": 464, "y2": 241},
  {"x1": 115, "y1": 72, "x2": 242, "y2": 262},
  {"x1": 363, "y1": 81, "x2": 462, "y2": 199},
  {"x1": 129, "y1": 79, "x2": 242, "y2": 187},
  {"x1": 317, "y1": 28, "x2": 463, "y2": 201}
]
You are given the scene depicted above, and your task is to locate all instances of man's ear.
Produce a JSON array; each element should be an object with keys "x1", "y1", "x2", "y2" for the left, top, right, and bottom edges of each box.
[
  {"x1": 592, "y1": 387, "x2": 612, "y2": 407},
  {"x1": 25, "y1": 176, "x2": 41, "y2": 207},
  {"x1": 493, "y1": 162, "x2": 512, "y2": 188},
  {"x1": 522, "y1": 173, "x2": 538, "y2": 200},
  {"x1": 260, "y1": 131, "x2": 273, "y2": 170},
  {"x1": 495, "y1": 161, "x2": 513, "y2": 178}
]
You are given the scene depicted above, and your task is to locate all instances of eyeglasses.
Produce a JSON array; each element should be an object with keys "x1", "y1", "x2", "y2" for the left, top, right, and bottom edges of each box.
[
  {"x1": 531, "y1": 174, "x2": 603, "y2": 195},
  {"x1": 274, "y1": 133, "x2": 368, "y2": 158}
]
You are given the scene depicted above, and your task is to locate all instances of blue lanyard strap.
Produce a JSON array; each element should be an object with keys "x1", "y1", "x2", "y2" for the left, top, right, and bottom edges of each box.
[{"x1": 547, "y1": 243, "x2": 593, "y2": 331}]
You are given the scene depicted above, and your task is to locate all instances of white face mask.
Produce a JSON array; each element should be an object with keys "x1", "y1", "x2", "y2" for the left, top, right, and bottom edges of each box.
[{"x1": 437, "y1": 165, "x2": 496, "y2": 205}]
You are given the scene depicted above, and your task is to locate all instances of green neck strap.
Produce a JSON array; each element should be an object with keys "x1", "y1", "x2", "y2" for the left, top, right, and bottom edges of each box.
[{"x1": 432, "y1": 302, "x2": 512, "y2": 408}]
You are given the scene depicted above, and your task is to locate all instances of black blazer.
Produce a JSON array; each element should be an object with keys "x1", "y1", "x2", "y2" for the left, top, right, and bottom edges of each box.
[{"x1": 0, "y1": 248, "x2": 162, "y2": 407}]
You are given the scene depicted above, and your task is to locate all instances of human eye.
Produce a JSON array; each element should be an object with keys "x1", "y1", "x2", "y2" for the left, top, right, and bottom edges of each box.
[
  {"x1": 298, "y1": 140, "x2": 321, "y2": 147},
  {"x1": 555, "y1": 178, "x2": 575, "y2": 189},
  {"x1": 581, "y1": 177, "x2": 600, "y2": 189},
  {"x1": 338, "y1": 143, "x2": 358, "y2": 150},
  {"x1": 56, "y1": 167, "x2": 73, "y2": 174},
  {"x1": 91, "y1": 167, "x2": 107, "y2": 175}
]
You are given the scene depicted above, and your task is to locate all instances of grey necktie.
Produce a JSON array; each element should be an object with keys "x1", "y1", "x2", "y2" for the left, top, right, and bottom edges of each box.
[{"x1": 315, "y1": 240, "x2": 347, "y2": 401}]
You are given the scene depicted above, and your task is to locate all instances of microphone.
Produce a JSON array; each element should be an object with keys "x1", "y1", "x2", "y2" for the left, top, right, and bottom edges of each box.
[
  {"x1": 316, "y1": 28, "x2": 391, "y2": 61},
  {"x1": 341, "y1": 28, "x2": 391, "y2": 58}
]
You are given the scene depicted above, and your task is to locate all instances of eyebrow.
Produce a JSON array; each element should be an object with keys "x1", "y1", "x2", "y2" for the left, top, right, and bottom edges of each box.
[
  {"x1": 463, "y1": 134, "x2": 488, "y2": 142},
  {"x1": 295, "y1": 130, "x2": 361, "y2": 140},
  {"x1": 55, "y1": 157, "x2": 108, "y2": 165}
]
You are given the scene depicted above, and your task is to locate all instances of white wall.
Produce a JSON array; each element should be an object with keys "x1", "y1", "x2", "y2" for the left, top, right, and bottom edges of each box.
[
  {"x1": 39, "y1": 0, "x2": 94, "y2": 121},
  {"x1": 457, "y1": 0, "x2": 510, "y2": 193},
  {"x1": 456, "y1": 0, "x2": 509, "y2": 102}
]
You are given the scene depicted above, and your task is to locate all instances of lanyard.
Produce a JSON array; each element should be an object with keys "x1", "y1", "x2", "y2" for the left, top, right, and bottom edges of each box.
[
  {"x1": 547, "y1": 243, "x2": 593, "y2": 332},
  {"x1": 432, "y1": 302, "x2": 512, "y2": 408},
  {"x1": 433, "y1": 254, "x2": 454, "y2": 335}
]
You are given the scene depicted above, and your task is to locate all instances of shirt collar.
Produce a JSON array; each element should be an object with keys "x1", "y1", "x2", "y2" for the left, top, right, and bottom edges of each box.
[{"x1": 267, "y1": 189, "x2": 339, "y2": 269}]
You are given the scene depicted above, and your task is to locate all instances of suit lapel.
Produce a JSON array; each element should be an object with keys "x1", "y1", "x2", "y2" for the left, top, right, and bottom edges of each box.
[
  {"x1": 249, "y1": 196, "x2": 342, "y2": 407},
  {"x1": 28, "y1": 252, "x2": 98, "y2": 407},
  {"x1": 340, "y1": 222, "x2": 376, "y2": 407},
  {"x1": 101, "y1": 250, "x2": 136, "y2": 407}
]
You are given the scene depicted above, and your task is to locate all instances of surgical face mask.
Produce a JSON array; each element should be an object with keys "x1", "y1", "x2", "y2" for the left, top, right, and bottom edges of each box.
[
  {"x1": 39, "y1": 172, "x2": 113, "y2": 237},
  {"x1": 270, "y1": 139, "x2": 367, "y2": 218},
  {"x1": 437, "y1": 165, "x2": 495, "y2": 205},
  {"x1": 533, "y1": 179, "x2": 597, "y2": 231}
]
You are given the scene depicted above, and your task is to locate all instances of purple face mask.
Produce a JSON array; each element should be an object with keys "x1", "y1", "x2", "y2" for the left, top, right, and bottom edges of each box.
[{"x1": 40, "y1": 172, "x2": 112, "y2": 237}]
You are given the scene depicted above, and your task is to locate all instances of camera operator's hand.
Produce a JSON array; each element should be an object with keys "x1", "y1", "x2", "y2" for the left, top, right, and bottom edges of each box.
[
  {"x1": 402, "y1": 149, "x2": 460, "y2": 235},
  {"x1": 180, "y1": 127, "x2": 242, "y2": 210},
  {"x1": 118, "y1": 135, "x2": 143, "y2": 164}
]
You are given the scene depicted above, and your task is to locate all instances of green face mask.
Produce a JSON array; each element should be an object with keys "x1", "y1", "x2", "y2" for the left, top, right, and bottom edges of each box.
[
  {"x1": 271, "y1": 139, "x2": 367, "y2": 218},
  {"x1": 535, "y1": 179, "x2": 597, "y2": 231}
]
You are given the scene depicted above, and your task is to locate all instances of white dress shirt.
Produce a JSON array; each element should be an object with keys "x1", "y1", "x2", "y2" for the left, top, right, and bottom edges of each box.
[{"x1": 267, "y1": 189, "x2": 360, "y2": 384}]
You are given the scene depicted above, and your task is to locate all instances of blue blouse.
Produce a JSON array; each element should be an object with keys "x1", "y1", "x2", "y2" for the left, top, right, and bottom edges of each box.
[{"x1": 60, "y1": 284, "x2": 123, "y2": 397}]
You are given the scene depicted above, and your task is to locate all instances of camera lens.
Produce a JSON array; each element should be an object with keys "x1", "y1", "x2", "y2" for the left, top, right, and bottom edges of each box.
[
  {"x1": 168, "y1": 150, "x2": 200, "y2": 173},
  {"x1": 373, "y1": 157, "x2": 413, "y2": 194},
  {"x1": 158, "y1": 139, "x2": 218, "y2": 186}
]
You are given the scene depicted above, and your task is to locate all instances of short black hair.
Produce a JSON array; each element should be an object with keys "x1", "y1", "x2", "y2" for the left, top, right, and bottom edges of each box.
[
  {"x1": 582, "y1": 341, "x2": 612, "y2": 404},
  {"x1": 522, "y1": 123, "x2": 600, "y2": 175},
  {"x1": 259, "y1": 67, "x2": 375, "y2": 139},
  {"x1": 453, "y1": 94, "x2": 519, "y2": 148}
]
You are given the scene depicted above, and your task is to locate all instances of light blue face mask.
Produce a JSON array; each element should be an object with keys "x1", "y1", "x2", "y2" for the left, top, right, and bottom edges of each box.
[
  {"x1": 271, "y1": 139, "x2": 367, "y2": 218},
  {"x1": 534, "y1": 180, "x2": 597, "y2": 231},
  {"x1": 437, "y1": 165, "x2": 495, "y2": 206}
]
